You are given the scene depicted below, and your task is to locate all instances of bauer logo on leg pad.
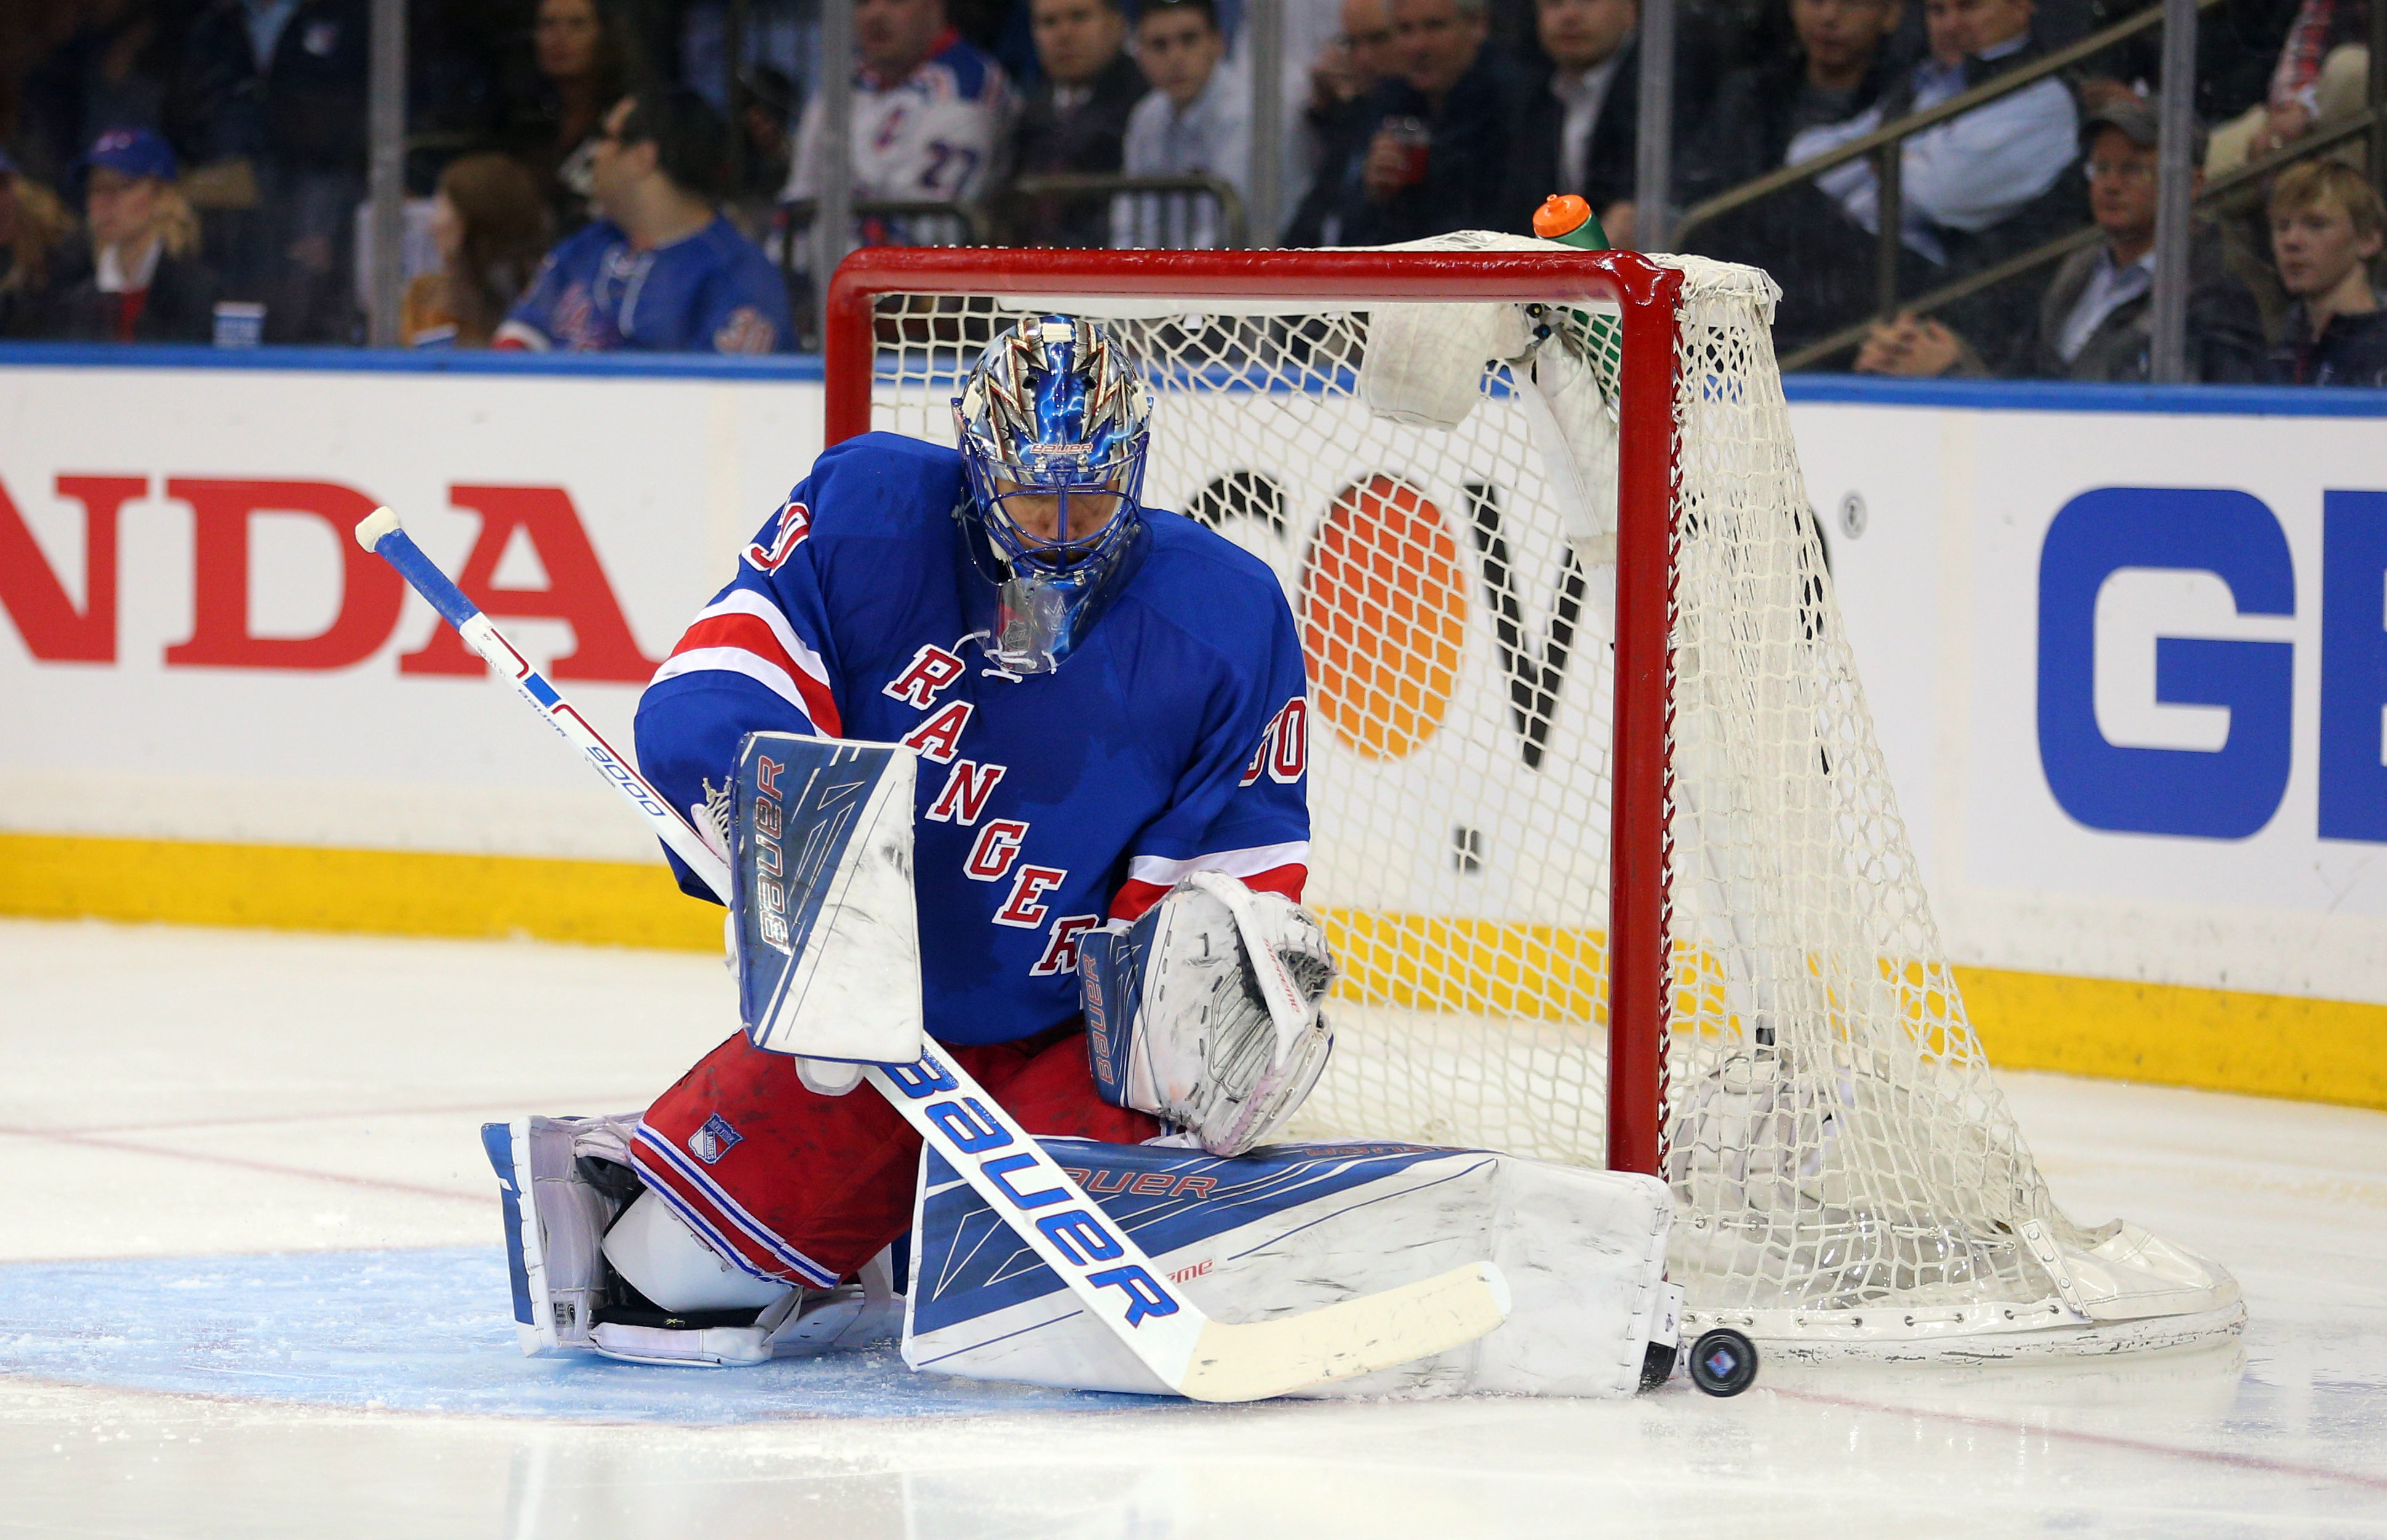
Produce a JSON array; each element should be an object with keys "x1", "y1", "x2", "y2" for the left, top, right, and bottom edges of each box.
[
  {"x1": 731, "y1": 734, "x2": 926, "y2": 1064},
  {"x1": 688, "y1": 1113, "x2": 743, "y2": 1165}
]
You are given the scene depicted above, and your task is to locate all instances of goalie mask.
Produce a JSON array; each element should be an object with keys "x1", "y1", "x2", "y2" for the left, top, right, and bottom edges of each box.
[{"x1": 953, "y1": 315, "x2": 1154, "y2": 674}]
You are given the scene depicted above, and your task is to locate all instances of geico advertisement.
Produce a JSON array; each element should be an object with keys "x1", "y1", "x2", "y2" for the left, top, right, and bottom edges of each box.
[
  {"x1": 0, "y1": 364, "x2": 819, "y2": 861},
  {"x1": 1796, "y1": 400, "x2": 2387, "y2": 1006}
]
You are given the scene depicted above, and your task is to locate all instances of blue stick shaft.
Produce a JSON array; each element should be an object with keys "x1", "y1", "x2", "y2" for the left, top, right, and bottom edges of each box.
[{"x1": 363, "y1": 522, "x2": 479, "y2": 630}]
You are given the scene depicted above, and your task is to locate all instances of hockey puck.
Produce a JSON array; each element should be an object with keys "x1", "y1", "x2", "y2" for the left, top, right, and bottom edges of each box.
[{"x1": 1687, "y1": 1329, "x2": 1759, "y2": 1397}]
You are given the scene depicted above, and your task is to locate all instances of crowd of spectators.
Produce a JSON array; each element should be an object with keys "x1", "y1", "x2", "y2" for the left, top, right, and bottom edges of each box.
[{"x1": 0, "y1": 0, "x2": 2381, "y2": 384}]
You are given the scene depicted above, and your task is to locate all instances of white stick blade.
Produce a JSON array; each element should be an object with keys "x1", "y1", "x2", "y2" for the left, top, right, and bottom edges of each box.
[{"x1": 1175, "y1": 1260, "x2": 1511, "y2": 1403}]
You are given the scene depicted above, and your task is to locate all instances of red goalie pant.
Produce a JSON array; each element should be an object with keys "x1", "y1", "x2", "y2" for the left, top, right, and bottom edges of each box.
[{"x1": 630, "y1": 1028, "x2": 1160, "y2": 1289}]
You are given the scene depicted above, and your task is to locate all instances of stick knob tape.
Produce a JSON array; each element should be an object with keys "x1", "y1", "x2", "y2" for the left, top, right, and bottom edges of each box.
[{"x1": 353, "y1": 507, "x2": 481, "y2": 630}]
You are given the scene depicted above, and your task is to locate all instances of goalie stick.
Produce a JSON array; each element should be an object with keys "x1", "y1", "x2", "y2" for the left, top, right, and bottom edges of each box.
[{"x1": 354, "y1": 506, "x2": 1510, "y2": 1402}]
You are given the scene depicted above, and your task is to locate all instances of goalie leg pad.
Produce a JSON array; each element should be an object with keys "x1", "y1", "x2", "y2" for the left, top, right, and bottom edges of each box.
[
  {"x1": 482, "y1": 1113, "x2": 644, "y2": 1357},
  {"x1": 903, "y1": 1139, "x2": 1675, "y2": 1399},
  {"x1": 1080, "y1": 871, "x2": 1335, "y2": 1156}
]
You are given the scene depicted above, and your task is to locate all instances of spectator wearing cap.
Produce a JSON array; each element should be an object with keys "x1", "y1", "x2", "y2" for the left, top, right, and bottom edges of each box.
[
  {"x1": 172, "y1": 0, "x2": 370, "y2": 341},
  {"x1": 0, "y1": 149, "x2": 78, "y2": 339},
  {"x1": 733, "y1": 66, "x2": 799, "y2": 207},
  {"x1": 1115, "y1": 0, "x2": 1251, "y2": 248},
  {"x1": 500, "y1": 87, "x2": 793, "y2": 354},
  {"x1": 43, "y1": 128, "x2": 220, "y2": 344},
  {"x1": 1334, "y1": 0, "x2": 1524, "y2": 246},
  {"x1": 1856, "y1": 99, "x2": 2265, "y2": 381},
  {"x1": 2265, "y1": 159, "x2": 2387, "y2": 386},
  {"x1": 1008, "y1": 0, "x2": 1148, "y2": 244}
]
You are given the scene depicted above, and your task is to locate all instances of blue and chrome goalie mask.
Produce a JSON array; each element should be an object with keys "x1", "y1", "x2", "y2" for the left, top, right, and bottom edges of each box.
[{"x1": 953, "y1": 315, "x2": 1154, "y2": 674}]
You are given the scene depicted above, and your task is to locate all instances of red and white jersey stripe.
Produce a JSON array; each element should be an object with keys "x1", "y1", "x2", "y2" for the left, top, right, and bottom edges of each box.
[
  {"x1": 650, "y1": 590, "x2": 845, "y2": 738},
  {"x1": 1110, "y1": 840, "x2": 1310, "y2": 921}
]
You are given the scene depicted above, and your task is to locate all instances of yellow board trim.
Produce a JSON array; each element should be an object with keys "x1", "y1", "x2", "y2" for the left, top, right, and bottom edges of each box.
[
  {"x1": 0, "y1": 831, "x2": 719, "y2": 951},
  {"x1": 5, "y1": 831, "x2": 2382, "y2": 1111}
]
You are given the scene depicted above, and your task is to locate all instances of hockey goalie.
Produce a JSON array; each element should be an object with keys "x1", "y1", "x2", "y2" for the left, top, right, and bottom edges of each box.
[{"x1": 480, "y1": 314, "x2": 1693, "y2": 1400}]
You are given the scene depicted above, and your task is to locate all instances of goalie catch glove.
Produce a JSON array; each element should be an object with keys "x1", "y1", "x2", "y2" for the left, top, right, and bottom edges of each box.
[{"x1": 1078, "y1": 871, "x2": 1335, "y2": 1157}]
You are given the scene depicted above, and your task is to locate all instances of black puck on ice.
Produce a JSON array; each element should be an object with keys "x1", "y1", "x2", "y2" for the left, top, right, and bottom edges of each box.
[{"x1": 1687, "y1": 1329, "x2": 1759, "y2": 1397}]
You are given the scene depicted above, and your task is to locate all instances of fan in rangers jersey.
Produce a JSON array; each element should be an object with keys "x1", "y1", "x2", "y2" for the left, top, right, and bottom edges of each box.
[
  {"x1": 499, "y1": 87, "x2": 793, "y2": 354},
  {"x1": 484, "y1": 314, "x2": 1324, "y2": 1365},
  {"x1": 786, "y1": 0, "x2": 1015, "y2": 221}
]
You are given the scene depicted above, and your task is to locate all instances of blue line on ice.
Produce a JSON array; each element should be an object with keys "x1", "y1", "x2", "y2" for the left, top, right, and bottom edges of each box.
[{"x1": 0, "y1": 1246, "x2": 1156, "y2": 1423}]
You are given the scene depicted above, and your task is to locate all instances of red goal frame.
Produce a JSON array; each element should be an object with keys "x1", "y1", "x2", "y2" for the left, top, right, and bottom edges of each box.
[{"x1": 823, "y1": 247, "x2": 1684, "y2": 1178}]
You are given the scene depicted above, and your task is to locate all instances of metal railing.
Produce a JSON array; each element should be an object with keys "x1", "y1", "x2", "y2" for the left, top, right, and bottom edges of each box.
[
  {"x1": 779, "y1": 197, "x2": 994, "y2": 255},
  {"x1": 1671, "y1": 0, "x2": 2230, "y2": 320},
  {"x1": 1775, "y1": 105, "x2": 2383, "y2": 370},
  {"x1": 1008, "y1": 173, "x2": 1251, "y2": 250}
]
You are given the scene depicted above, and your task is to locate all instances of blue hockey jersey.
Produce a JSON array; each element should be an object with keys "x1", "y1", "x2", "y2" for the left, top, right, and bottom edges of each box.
[
  {"x1": 500, "y1": 216, "x2": 793, "y2": 354},
  {"x1": 635, "y1": 432, "x2": 1312, "y2": 1047}
]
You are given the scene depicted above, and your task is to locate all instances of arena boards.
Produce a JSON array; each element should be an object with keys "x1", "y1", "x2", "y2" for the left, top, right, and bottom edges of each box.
[{"x1": 2, "y1": 350, "x2": 2385, "y2": 1113}]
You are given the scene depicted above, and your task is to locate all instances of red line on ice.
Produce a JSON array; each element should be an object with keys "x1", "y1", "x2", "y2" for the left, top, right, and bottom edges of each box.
[
  {"x1": 0, "y1": 1123, "x2": 488, "y2": 1205},
  {"x1": 1771, "y1": 1387, "x2": 2387, "y2": 1493}
]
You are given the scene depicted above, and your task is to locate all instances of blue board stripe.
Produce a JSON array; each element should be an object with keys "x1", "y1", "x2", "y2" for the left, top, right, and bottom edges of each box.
[{"x1": 5, "y1": 338, "x2": 2383, "y2": 418}]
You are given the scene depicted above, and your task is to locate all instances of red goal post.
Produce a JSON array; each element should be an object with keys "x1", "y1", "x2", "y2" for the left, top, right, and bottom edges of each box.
[{"x1": 823, "y1": 245, "x2": 1683, "y2": 1180}]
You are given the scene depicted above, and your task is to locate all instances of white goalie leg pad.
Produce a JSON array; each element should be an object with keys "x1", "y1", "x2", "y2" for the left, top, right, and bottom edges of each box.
[
  {"x1": 904, "y1": 1139, "x2": 1675, "y2": 1399},
  {"x1": 1080, "y1": 871, "x2": 1334, "y2": 1157},
  {"x1": 482, "y1": 1113, "x2": 642, "y2": 1357}
]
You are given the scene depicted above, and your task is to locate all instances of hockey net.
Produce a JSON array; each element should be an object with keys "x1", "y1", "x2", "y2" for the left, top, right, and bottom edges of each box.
[{"x1": 830, "y1": 238, "x2": 2240, "y2": 1357}]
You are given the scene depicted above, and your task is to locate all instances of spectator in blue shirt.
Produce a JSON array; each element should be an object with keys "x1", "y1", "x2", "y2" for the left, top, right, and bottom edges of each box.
[
  {"x1": 500, "y1": 86, "x2": 795, "y2": 354},
  {"x1": 1790, "y1": 0, "x2": 2078, "y2": 266}
]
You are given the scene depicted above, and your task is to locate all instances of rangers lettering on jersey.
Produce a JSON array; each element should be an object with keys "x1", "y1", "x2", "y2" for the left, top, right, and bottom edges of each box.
[
  {"x1": 885, "y1": 644, "x2": 969, "y2": 706},
  {"x1": 633, "y1": 431, "x2": 1310, "y2": 1047},
  {"x1": 925, "y1": 760, "x2": 1006, "y2": 824},
  {"x1": 901, "y1": 701, "x2": 974, "y2": 763}
]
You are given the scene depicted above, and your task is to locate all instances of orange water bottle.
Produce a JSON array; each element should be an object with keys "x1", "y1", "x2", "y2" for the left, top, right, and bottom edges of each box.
[
  {"x1": 1533, "y1": 193, "x2": 1610, "y2": 250},
  {"x1": 1529, "y1": 195, "x2": 1622, "y2": 395}
]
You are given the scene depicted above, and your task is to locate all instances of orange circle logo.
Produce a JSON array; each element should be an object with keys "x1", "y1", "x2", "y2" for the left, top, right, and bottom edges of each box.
[{"x1": 1302, "y1": 474, "x2": 1468, "y2": 760}]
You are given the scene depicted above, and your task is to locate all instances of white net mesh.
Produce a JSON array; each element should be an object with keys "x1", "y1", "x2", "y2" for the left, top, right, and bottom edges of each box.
[{"x1": 864, "y1": 240, "x2": 2238, "y2": 1354}]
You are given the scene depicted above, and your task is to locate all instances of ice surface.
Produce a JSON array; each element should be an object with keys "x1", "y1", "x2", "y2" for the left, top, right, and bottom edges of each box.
[
  {"x1": 0, "y1": 1247, "x2": 1145, "y2": 1422},
  {"x1": 2, "y1": 918, "x2": 2383, "y2": 1538}
]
